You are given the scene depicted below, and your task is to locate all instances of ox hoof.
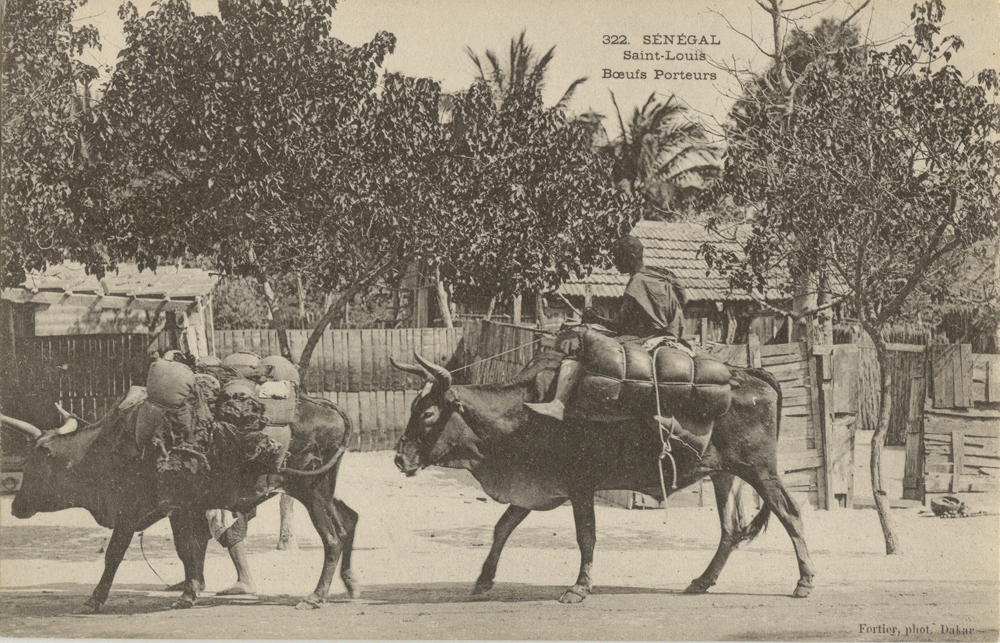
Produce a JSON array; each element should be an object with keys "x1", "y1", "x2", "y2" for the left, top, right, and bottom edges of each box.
[
  {"x1": 295, "y1": 596, "x2": 323, "y2": 610},
  {"x1": 73, "y1": 600, "x2": 101, "y2": 615},
  {"x1": 558, "y1": 586, "x2": 589, "y2": 604},
  {"x1": 171, "y1": 597, "x2": 196, "y2": 610},
  {"x1": 683, "y1": 580, "x2": 711, "y2": 595},
  {"x1": 792, "y1": 580, "x2": 813, "y2": 599},
  {"x1": 165, "y1": 580, "x2": 205, "y2": 593},
  {"x1": 342, "y1": 571, "x2": 361, "y2": 599},
  {"x1": 472, "y1": 579, "x2": 494, "y2": 596}
]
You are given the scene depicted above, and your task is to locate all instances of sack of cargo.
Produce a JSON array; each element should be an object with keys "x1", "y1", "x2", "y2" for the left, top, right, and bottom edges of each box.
[
  {"x1": 260, "y1": 355, "x2": 300, "y2": 384},
  {"x1": 222, "y1": 352, "x2": 262, "y2": 380},
  {"x1": 221, "y1": 378, "x2": 259, "y2": 400},
  {"x1": 197, "y1": 355, "x2": 223, "y2": 367},
  {"x1": 147, "y1": 358, "x2": 196, "y2": 408},
  {"x1": 258, "y1": 380, "x2": 297, "y2": 425},
  {"x1": 575, "y1": 329, "x2": 732, "y2": 421}
]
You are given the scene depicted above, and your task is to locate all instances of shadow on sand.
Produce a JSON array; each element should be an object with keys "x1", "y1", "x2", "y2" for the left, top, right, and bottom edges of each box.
[{"x1": 1, "y1": 580, "x2": 793, "y2": 618}]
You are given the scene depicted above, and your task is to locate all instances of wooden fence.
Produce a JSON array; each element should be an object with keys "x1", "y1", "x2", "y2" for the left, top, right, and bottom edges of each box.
[{"x1": 0, "y1": 333, "x2": 151, "y2": 429}]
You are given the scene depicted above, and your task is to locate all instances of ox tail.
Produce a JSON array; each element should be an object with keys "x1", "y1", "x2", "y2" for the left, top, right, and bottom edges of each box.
[
  {"x1": 737, "y1": 501, "x2": 771, "y2": 545},
  {"x1": 734, "y1": 367, "x2": 783, "y2": 544}
]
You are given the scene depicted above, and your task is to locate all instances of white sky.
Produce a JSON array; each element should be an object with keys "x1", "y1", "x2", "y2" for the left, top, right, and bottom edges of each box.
[{"x1": 77, "y1": 0, "x2": 1000, "y2": 135}]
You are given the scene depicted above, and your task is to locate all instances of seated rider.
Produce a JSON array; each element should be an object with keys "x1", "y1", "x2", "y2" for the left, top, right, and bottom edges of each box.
[{"x1": 524, "y1": 235, "x2": 685, "y2": 421}]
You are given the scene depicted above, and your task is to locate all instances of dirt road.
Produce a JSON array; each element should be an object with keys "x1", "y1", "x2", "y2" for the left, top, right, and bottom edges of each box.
[{"x1": 2, "y1": 452, "x2": 997, "y2": 640}]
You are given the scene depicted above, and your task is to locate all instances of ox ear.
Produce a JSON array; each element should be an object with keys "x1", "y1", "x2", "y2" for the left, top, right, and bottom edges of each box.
[
  {"x1": 390, "y1": 356, "x2": 430, "y2": 379},
  {"x1": 414, "y1": 353, "x2": 452, "y2": 389}
]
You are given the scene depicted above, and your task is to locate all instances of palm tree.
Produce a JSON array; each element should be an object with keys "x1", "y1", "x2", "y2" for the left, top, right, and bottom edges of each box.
[
  {"x1": 466, "y1": 31, "x2": 586, "y2": 109},
  {"x1": 607, "y1": 92, "x2": 720, "y2": 219}
]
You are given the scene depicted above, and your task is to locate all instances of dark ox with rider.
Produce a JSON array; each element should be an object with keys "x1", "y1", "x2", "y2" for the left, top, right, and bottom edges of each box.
[{"x1": 392, "y1": 235, "x2": 814, "y2": 603}]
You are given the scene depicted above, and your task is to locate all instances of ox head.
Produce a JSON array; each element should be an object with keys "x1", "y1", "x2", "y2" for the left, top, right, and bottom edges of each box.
[
  {"x1": 390, "y1": 353, "x2": 481, "y2": 475},
  {"x1": 4, "y1": 405, "x2": 88, "y2": 519}
]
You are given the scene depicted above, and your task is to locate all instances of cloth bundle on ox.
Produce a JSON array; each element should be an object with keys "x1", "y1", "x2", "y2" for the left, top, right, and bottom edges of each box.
[{"x1": 144, "y1": 351, "x2": 298, "y2": 513}]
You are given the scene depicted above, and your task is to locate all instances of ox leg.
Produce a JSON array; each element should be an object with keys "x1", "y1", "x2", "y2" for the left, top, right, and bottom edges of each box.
[
  {"x1": 169, "y1": 508, "x2": 209, "y2": 609},
  {"x1": 165, "y1": 511, "x2": 208, "y2": 593},
  {"x1": 686, "y1": 473, "x2": 742, "y2": 594},
  {"x1": 473, "y1": 505, "x2": 531, "y2": 595},
  {"x1": 560, "y1": 492, "x2": 596, "y2": 604},
  {"x1": 294, "y1": 492, "x2": 346, "y2": 609},
  {"x1": 76, "y1": 525, "x2": 135, "y2": 614},
  {"x1": 330, "y1": 498, "x2": 360, "y2": 599},
  {"x1": 746, "y1": 473, "x2": 816, "y2": 598}
]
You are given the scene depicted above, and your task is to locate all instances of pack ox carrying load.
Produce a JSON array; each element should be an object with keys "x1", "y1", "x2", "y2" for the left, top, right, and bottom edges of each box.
[{"x1": 4, "y1": 349, "x2": 357, "y2": 612}]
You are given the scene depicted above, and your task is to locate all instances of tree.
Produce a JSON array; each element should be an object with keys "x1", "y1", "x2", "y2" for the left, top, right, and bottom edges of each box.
[
  {"x1": 606, "y1": 92, "x2": 719, "y2": 219},
  {"x1": 441, "y1": 35, "x2": 641, "y2": 305},
  {"x1": 1, "y1": 0, "x2": 100, "y2": 286},
  {"x1": 711, "y1": 0, "x2": 999, "y2": 553},
  {"x1": 466, "y1": 30, "x2": 585, "y2": 112},
  {"x1": 95, "y1": 7, "x2": 636, "y2": 379}
]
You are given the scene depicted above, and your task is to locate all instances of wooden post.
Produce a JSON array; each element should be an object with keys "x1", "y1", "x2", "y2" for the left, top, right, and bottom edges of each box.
[
  {"x1": 950, "y1": 429, "x2": 965, "y2": 493},
  {"x1": 814, "y1": 347, "x2": 836, "y2": 510},
  {"x1": 584, "y1": 285, "x2": 593, "y2": 310},
  {"x1": 902, "y1": 376, "x2": 926, "y2": 501},
  {"x1": 747, "y1": 333, "x2": 762, "y2": 368},
  {"x1": 277, "y1": 493, "x2": 297, "y2": 550},
  {"x1": 512, "y1": 295, "x2": 522, "y2": 326}
]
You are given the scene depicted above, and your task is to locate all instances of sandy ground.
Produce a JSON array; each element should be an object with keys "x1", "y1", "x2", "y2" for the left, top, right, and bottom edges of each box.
[{"x1": 1, "y1": 451, "x2": 998, "y2": 641}]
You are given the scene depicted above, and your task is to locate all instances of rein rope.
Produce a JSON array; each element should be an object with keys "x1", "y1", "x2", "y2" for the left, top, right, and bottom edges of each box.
[
  {"x1": 652, "y1": 345, "x2": 678, "y2": 515},
  {"x1": 139, "y1": 531, "x2": 170, "y2": 588},
  {"x1": 447, "y1": 337, "x2": 544, "y2": 375}
]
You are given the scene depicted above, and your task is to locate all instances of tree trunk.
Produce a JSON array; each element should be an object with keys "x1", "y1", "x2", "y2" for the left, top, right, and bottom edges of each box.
[
  {"x1": 297, "y1": 259, "x2": 400, "y2": 385},
  {"x1": 863, "y1": 319, "x2": 901, "y2": 554},
  {"x1": 484, "y1": 297, "x2": 496, "y2": 321},
  {"x1": 435, "y1": 266, "x2": 453, "y2": 328},
  {"x1": 535, "y1": 291, "x2": 547, "y2": 328},
  {"x1": 277, "y1": 493, "x2": 297, "y2": 550},
  {"x1": 791, "y1": 270, "x2": 817, "y2": 343},
  {"x1": 261, "y1": 279, "x2": 292, "y2": 360},
  {"x1": 296, "y1": 273, "x2": 307, "y2": 322}
]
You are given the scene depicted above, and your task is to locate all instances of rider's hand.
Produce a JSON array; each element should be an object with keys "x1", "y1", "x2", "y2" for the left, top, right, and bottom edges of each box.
[{"x1": 581, "y1": 307, "x2": 601, "y2": 324}]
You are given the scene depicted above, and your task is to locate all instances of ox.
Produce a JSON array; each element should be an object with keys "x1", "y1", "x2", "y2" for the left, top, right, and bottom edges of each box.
[
  {"x1": 392, "y1": 353, "x2": 815, "y2": 603},
  {"x1": 3, "y1": 392, "x2": 358, "y2": 613}
]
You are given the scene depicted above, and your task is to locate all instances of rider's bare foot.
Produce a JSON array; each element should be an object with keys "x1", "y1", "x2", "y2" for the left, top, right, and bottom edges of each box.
[{"x1": 216, "y1": 581, "x2": 257, "y2": 596}]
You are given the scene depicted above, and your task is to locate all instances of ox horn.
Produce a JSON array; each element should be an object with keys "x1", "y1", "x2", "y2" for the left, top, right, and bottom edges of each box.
[
  {"x1": 389, "y1": 356, "x2": 430, "y2": 379},
  {"x1": 0, "y1": 414, "x2": 43, "y2": 439},
  {"x1": 52, "y1": 404, "x2": 79, "y2": 435},
  {"x1": 414, "y1": 353, "x2": 452, "y2": 388}
]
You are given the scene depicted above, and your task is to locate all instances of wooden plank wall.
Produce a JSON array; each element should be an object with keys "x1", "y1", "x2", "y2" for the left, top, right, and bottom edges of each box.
[
  {"x1": 213, "y1": 328, "x2": 463, "y2": 451},
  {"x1": 923, "y1": 407, "x2": 1000, "y2": 496},
  {"x1": 759, "y1": 342, "x2": 823, "y2": 507}
]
